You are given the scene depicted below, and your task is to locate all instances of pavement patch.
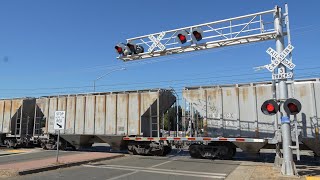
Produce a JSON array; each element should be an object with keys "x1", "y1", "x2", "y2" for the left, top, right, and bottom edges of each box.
[
  {"x1": 306, "y1": 177, "x2": 320, "y2": 180},
  {"x1": 0, "y1": 150, "x2": 28, "y2": 156}
]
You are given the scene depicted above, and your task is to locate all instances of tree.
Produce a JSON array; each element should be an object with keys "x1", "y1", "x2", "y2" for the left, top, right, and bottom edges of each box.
[{"x1": 163, "y1": 106, "x2": 182, "y2": 131}]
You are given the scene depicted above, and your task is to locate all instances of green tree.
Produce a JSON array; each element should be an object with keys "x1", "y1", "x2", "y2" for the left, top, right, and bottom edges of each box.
[{"x1": 163, "y1": 106, "x2": 182, "y2": 131}]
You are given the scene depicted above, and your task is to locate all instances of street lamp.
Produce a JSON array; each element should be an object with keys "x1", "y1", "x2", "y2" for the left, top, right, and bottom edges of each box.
[{"x1": 93, "y1": 67, "x2": 126, "y2": 92}]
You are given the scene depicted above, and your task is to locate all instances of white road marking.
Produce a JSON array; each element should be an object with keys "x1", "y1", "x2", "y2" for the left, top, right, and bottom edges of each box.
[
  {"x1": 103, "y1": 164, "x2": 227, "y2": 176},
  {"x1": 106, "y1": 170, "x2": 139, "y2": 180},
  {"x1": 84, "y1": 165, "x2": 226, "y2": 179},
  {"x1": 150, "y1": 160, "x2": 172, "y2": 168},
  {"x1": 100, "y1": 158, "x2": 174, "y2": 180}
]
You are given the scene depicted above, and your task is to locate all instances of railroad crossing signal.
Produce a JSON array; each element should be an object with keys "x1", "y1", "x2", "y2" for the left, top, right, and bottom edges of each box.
[
  {"x1": 261, "y1": 98, "x2": 302, "y2": 116},
  {"x1": 283, "y1": 98, "x2": 302, "y2": 115},
  {"x1": 261, "y1": 99, "x2": 279, "y2": 116},
  {"x1": 115, "y1": 43, "x2": 144, "y2": 56},
  {"x1": 177, "y1": 30, "x2": 188, "y2": 44},
  {"x1": 115, "y1": 43, "x2": 131, "y2": 56},
  {"x1": 191, "y1": 27, "x2": 203, "y2": 42}
]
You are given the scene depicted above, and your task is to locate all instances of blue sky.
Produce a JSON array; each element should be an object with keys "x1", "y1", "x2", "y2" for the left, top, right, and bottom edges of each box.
[{"x1": 0, "y1": 0, "x2": 319, "y2": 99}]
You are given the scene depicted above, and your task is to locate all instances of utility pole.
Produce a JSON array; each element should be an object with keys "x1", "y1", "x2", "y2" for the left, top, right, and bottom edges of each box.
[{"x1": 274, "y1": 6, "x2": 296, "y2": 176}]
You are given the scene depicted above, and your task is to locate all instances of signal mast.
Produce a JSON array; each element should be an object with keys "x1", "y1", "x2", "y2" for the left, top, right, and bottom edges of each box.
[{"x1": 116, "y1": 4, "x2": 299, "y2": 176}]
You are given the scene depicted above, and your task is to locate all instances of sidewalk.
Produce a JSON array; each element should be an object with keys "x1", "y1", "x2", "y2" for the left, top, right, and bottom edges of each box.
[
  {"x1": 226, "y1": 161, "x2": 320, "y2": 180},
  {"x1": 0, "y1": 152, "x2": 124, "y2": 177}
]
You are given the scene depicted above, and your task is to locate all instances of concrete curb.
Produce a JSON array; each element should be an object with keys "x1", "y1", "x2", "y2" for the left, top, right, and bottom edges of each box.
[{"x1": 18, "y1": 154, "x2": 125, "y2": 175}]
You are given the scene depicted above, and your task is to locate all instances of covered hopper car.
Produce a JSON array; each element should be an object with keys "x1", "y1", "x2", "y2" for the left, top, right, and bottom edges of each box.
[
  {"x1": 0, "y1": 89, "x2": 176, "y2": 155},
  {"x1": 123, "y1": 78, "x2": 320, "y2": 159},
  {"x1": 0, "y1": 79, "x2": 320, "y2": 160}
]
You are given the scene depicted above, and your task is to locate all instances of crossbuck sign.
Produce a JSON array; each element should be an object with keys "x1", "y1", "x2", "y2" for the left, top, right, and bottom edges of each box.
[
  {"x1": 266, "y1": 44, "x2": 295, "y2": 72},
  {"x1": 148, "y1": 32, "x2": 166, "y2": 52},
  {"x1": 266, "y1": 44, "x2": 295, "y2": 80}
]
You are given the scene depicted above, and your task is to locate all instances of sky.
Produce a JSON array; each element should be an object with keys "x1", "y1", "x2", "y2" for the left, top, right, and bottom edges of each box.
[{"x1": 0, "y1": 0, "x2": 320, "y2": 99}]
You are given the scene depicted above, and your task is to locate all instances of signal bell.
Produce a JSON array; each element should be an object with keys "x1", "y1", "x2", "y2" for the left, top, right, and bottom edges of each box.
[
  {"x1": 283, "y1": 98, "x2": 302, "y2": 115},
  {"x1": 261, "y1": 99, "x2": 279, "y2": 116}
]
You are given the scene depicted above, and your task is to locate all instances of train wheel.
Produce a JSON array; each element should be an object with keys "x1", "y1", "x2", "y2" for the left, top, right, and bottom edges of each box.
[
  {"x1": 162, "y1": 145, "x2": 172, "y2": 156},
  {"x1": 189, "y1": 144, "x2": 202, "y2": 158},
  {"x1": 127, "y1": 143, "x2": 136, "y2": 155},
  {"x1": 219, "y1": 144, "x2": 236, "y2": 160},
  {"x1": 41, "y1": 143, "x2": 47, "y2": 150},
  {"x1": 5, "y1": 142, "x2": 11, "y2": 149}
]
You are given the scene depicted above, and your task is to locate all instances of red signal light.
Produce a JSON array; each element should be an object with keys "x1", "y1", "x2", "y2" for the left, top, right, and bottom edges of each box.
[
  {"x1": 261, "y1": 99, "x2": 279, "y2": 116},
  {"x1": 178, "y1": 34, "x2": 187, "y2": 44},
  {"x1": 266, "y1": 103, "x2": 275, "y2": 112},
  {"x1": 115, "y1": 46, "x2": 123, "y2": 54},
  {"x1": 283, "y1": 98, "x2": 302, "y2": 115},
  {"x1": 192, "y1": 31, "x2": 202, "y2": 41},
  {"x1": 288, "y1": 103, "x2": 298, "y2": 112},
  {"x1": 191, "y1": 27, "x2": 203, "y2": 42}
]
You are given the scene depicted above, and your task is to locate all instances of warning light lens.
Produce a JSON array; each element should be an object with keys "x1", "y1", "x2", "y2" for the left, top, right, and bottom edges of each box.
[
  {"x1": 283, "y1": 98, "x2": 302, "y2": 115},
  {"x1": 192, "y1": 31, "x2": 202, "y2": 41},
  {"x1": 288, "y1": 103, "x2": 298, "y2": 112},
  {"x1": 115, "y1": 46, "x2": 122, "y2": 54},
  {"x1": 178, "y1": 34, "x2": 187, "y2": 43},
  {"x1": 261, "y1": 99, "x2": 279, "y2": 116},
  {"x1": 266, "y1": 103, "x2": 275, "y2": 112}
]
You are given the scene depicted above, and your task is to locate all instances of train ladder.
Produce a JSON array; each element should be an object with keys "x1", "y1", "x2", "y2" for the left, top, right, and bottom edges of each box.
[
  {"x1": 33, "y1": 117, "x2": 41, "y2": 144},
  {"x1": 14, "y1": 110, "x2": 21, "y2": 137},
  {"x1": 151, "y1": 115, "x2": 159, "y2": 137},
  {"x1": 34, "y1": 117, "x2": 41, "y2": 135}
]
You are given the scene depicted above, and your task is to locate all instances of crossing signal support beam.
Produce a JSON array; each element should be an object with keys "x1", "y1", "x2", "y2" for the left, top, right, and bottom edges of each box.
[{"x1": 115, "y1": 7, "x2": 279, "y2": 61}]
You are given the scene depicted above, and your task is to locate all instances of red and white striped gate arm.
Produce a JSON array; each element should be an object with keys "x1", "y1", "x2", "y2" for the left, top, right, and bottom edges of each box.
[{"x1": 123, "y1": 137, "x2": 265, "y2": 143}]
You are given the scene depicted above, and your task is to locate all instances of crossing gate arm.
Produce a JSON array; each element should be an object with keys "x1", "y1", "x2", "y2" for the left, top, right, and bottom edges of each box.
[{"x1": 122, "y1": 137, "x2": 266, "y2": 143}]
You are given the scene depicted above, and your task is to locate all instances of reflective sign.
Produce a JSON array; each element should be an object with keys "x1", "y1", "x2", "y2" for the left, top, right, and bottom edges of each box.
[
  {"x1": 54, "y1": 111, "x2": 65, "y2": 130},
  {"x1": 272, "y1": 72, "x2": 293, "y2": 80},
  {"x1": 148, "y1": 32, "x2": 166, "y2": 52},
  {"x1": 266, "y1": 44, "x2": 295, "y2": 72}
]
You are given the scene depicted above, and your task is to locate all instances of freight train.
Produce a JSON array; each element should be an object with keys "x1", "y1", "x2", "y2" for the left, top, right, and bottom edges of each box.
[{"x1": 0, "y1": 79, "x2": 319, "y2": 159}]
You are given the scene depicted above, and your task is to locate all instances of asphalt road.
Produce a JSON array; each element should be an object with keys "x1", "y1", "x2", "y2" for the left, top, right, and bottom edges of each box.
[{"x1": 7, "y1": 151, "x2": 241, "y2": 180}]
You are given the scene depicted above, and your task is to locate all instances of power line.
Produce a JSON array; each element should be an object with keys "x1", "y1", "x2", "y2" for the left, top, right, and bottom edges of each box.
[
  {"x1": 1, "y1": 72, "x2": 319, "y2": 97},
  {"x1": 0, "y1": 65, "x2": 319, "y2": 92}
]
